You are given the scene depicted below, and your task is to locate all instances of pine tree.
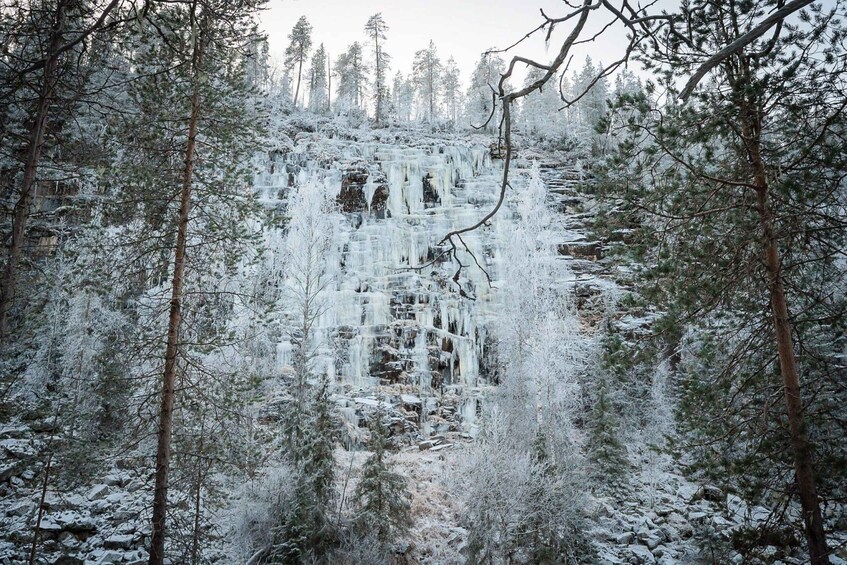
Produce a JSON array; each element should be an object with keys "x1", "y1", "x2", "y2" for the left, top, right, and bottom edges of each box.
[
  {"x1": 334, "y1": 43, "x2": 367, "y2": 114},
  {"x1": 285, "y1": 16, "x2": 313, "y2": 109},
  {"x1": 597, "y1": 2, "x2": 847, "y2": 561},
  {"x1": 442, "y1": 56, "x2": 462, "y2": 127},
  {"x1": 364, "y1": 13, "x2": 390, "y2": 124},
  {"x1": 391, "y1": 71, "x2": 414, "y2": 123},
  {"x1": 107, "y1": 2, "x2": 268, "y2": 563},
  {"x1": 464, "y1": 53, "x2": 508, "y2": 133},
  {"x1": 411, "y1": 40, "x2": 442, "y2": 123},
  {"x1": 308, "y1": 44, "x2": 329, "y2": 113}
]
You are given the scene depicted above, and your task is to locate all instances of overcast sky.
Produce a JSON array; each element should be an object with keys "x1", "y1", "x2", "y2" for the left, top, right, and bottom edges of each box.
[{"x1": 259, "y1": 0, "x2": 644, "y2": 90}]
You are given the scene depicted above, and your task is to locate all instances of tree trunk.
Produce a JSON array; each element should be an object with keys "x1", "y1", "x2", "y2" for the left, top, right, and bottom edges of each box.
[
  {"x1": 28, "y1": 452, "x2": 53, "y2": 565},
  {"x1": 0, "y1": 0, "x2": 68, "y2": 343},
  {"x1": 742, "y1": 101, "x2": 830, "y2": 565},
  {"x1": 294, "y1": 55, "x2": 303, "y2": 108},
  {"x1": 327, "y1": 52, "x2": 331, "y2": 113},
  {"x1": 148, "y1": 25, "x2": 205, "y2": 565},
  {"x1": 375, "y1": 37, "x2": 381, "y2": 124},
  {"x1": 190, "y1": 422, "x2": 205, "y2": 565},
  {"x1": 429, "y1": 64, "x2": 434, "y2": 123}
]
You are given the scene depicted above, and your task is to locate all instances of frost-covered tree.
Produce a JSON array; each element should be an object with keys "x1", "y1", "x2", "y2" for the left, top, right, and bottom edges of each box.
[
  {"x1": 498, "y1": 164, "x2": 586, "y2": 451},
  {"x1": 442, "y1": 56, "x2": 462, "y2": 127},
  {"x1": 334, "y1": 42, "x2": 367, "y2": 114},
  {"x1": 464, "y1": 53, "x2": 508, "y2": 133},
  {"x1": 0, "y1": 0, "x2": 127, "y2": 342},
  {"x1": 308, "y1": 44, "x2": 329, "y2": 113},
  {"x1": 569, "y1": 56, "x2": 608, "y2": 134},
  {"x1": 460, "y1": 407, "x2": 591, "y2": 565},
  {"x1": 391, "y1": 71, "x2": 414, "y2": 123},
  {"x1": 285, "y1": 16, "x2": 313, "y2": 108},
  {"x1": 460, "y1": 164, "x2": 592, "y2": 564},
  {"x1": 353, "y1": 404, "x2": 412, "y2": 544},
  {"x1": 411, "y1": 40, "x2": 442, "y2": 123},
  {"x1": 364, "y1": 13, "x2": 390, "y2": 124},
  {"x1": 518, "y1": 67, "x2": 567, "y2": 141},
  {"x1": 244, "y1": 178, "x2": 341, "y2": 564},
  {"x1": 281, "y1": 179, "x2": 337, "y2": 418}
]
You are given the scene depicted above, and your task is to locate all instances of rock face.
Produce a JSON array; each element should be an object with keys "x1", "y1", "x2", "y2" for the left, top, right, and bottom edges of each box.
[{"x1": 337, "y1": 161, "x2": 371, "y2": 213}]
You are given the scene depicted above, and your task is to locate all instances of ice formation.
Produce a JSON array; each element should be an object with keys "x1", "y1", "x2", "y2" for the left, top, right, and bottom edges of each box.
[{"x1": 252, "y1": 134, "x2": 532, "y2": 428}]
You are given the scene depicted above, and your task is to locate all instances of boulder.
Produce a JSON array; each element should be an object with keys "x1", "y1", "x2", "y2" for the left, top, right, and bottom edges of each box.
[
  {"x1": 615, "y1": 532, "x2": 635, "y2": 544},
  {"x1": 6, "y1": 500, "x2": 35, "y2": 517},
  {"x1": 104, "y1": 533, "x2": 135, "y2": 550},
  {"x1": 52, "y1": 557, "x2": 84, "y2": 565},
  {"x1": 86, "y1": 484, "x2": 110, "y2": 501},
  {"x1": 628, "y1": 544, "x2": 655, "y2": 564},
  {"x1": 49, "y1": 510, "x2": 97, "y2": 534},
  {"x1": 90, "y1": 550, "x2": 124, "y2": 564}
]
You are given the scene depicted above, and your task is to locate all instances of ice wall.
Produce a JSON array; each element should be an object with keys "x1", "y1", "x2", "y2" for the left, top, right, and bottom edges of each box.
[{"x1": 254, "y1": 134, "x2": 516, "y2": 410}]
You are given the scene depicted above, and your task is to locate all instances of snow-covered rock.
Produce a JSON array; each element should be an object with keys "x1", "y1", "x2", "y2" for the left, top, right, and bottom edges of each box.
[{"x1": 86, "y1": 484, "x2": 110, "y2": 501}]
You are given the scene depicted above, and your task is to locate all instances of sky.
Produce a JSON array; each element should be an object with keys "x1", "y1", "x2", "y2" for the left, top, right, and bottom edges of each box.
[{"x1": 259, "y1": 0, "x2": 644, "y2": 91}]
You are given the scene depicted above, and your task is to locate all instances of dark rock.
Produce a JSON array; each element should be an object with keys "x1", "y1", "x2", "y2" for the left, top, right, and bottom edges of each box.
[
  {"x1": 52, "y1": 557, "x2": 84, "y2": 565},
  {"x1": 693, "y1": 485, "x2": 723, "y2": 503},
  {"x1": 557, "y1": 241, "x2": 603, "y2": 260},
  {"x1": 337, "y1": 163, "x2": 370, "y2": 213},
  {"x1": 423, "y1": 173, "x2": 440, "y2": 206},
  {"x1": 370, "y1": 185, "x2": 390, "y2": 219}
]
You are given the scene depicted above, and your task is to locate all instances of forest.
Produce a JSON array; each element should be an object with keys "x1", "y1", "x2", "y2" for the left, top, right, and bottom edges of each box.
[{"x1": 0, "y1": 0, "x2": 845, "y2": 564}]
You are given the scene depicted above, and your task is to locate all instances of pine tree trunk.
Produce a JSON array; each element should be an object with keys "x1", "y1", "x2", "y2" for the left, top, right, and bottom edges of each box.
[
  {"x1": 190, "y1": 423, "x2": 205, "y2": 565},
  {"x1": 0, "y1": 0, "x2": 68, "y2": 343},
  {"x1": 375, "y1": 37, "x2": 381, "y2": 124},
  {"x1": 294, "y1": 56, "x2": 303, "y2": 108},
  {"x1": 327, "y1": 52, "x2": 331, "y2": 113},
  {"x1": 429, "y1": 64, "x2": 434, "y2": 123},
  {"x1": 742, "y1": 100, "x2": 830, "y2": 565},
  {"x1": 148, "y1": 25, "x2": 205, "y2": 565}
]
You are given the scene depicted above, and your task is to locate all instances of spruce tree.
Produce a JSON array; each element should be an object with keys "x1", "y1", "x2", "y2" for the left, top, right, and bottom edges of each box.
[
  {"x1": 354, "y1": 402, "x2": 412, "y2": 544},
  {"x1": 586, "y1": 388, "x2": 630, "y2": 490}
]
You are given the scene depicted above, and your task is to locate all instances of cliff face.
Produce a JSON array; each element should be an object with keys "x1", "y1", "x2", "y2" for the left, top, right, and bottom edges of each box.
[{"x1": 256, "y1": 133, "x2": 504, "y2": 427}]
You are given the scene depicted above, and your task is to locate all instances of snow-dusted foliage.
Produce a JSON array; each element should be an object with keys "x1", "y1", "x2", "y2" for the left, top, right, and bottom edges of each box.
[
  {"x1": 280, "y1": 177, "x2": 340, "y2": 382},
  {"x1": 497, "y1": 163, "x2": 587, "y2": 449},
  {"x1": 458, "y1": 163, "x2": 593, "y2": 563},
  {"x1": 459, "y1": 407, "x2": 590, "y2": 564},
  {"x1": 230, "y1": 465, "x2": 298, "y2": 562}
]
